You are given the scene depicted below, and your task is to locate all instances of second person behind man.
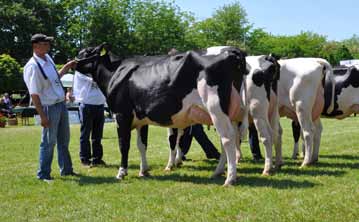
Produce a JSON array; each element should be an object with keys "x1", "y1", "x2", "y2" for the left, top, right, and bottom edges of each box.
[{"x1": 73, "y1": 71, "x2": 107, "y2": 167}]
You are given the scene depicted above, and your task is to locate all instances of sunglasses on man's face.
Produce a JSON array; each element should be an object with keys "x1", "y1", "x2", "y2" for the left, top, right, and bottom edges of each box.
[{"x1": 36, "y1": 42, "x2": 50, "y2": 46}]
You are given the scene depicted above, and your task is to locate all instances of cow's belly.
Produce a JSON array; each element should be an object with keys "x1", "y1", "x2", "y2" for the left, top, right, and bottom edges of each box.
[
  {"x1": 334, "y1": 86, "x2": 359, "y2": 119},
  {"x1": 132, "y1": 85, "x2": 245, "y2": 129},
  {"x1": 279, "y1": 87, "x2": 324, "y2": 122}
]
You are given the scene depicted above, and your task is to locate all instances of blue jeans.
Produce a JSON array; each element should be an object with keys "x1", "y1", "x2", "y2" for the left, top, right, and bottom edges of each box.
[
  {"x1": 37, "y1": 102, "x2": 73, "y2": 179},
  {"x1": 79, "y1": 104, "x2": 105, "y2": 163}
]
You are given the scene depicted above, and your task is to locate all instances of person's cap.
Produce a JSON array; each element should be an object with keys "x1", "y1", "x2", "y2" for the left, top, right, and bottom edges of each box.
[{"x1": 31, "y1": 33, "x2": 54, "y2": 43}]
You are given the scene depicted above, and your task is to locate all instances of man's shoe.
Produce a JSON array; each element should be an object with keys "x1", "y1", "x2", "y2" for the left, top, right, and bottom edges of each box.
[
  {"x1": 206, "y1": 152, "x2": 221, "y2": 160},
  {"x1": 81, "y1": 160, "x2": 92, "y2": 168},
  {"x1": 63, "y1": 171, "x2": 80, "y2": 177},
  {"x1": 38, "y1": 177, "x2": 54, "y2": 183},
  {"x1": 91, "y1": 159, "x2": 106, "y2": 166}
]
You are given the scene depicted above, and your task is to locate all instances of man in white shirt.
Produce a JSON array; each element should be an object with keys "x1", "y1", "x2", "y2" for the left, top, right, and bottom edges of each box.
[
  {"x1": 23, "y1": 33, "x2": 77, "y2": 181},
  {"x1": 73, "y1": 71, "x2": 107, "y2": 167}
]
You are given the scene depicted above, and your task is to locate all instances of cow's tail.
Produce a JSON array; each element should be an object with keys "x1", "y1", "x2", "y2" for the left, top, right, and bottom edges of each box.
[{"x1": 317, "y1": 59, "x2": 335, "y2": 114}]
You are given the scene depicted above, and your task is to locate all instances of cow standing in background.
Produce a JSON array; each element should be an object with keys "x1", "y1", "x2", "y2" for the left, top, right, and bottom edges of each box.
[
  {"x1": 291, "y1": 65, "x2": 359, "y2": 158},
  {"x1": 248, "y1": 58, "x2": 334, "y2": 166},
  {"x1": 75, "y1": 43, "x2": 248, "y2": 186}
]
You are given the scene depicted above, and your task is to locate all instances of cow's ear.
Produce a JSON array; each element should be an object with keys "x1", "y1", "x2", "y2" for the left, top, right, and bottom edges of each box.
[{"x1": 100, "y1": 47, "x2": 107, "y2": 56}]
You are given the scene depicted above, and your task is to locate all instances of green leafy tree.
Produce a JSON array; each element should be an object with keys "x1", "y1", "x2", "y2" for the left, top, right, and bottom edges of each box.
[
  {"x1": 342, "y1": 35, "x2": 359, "y2": 58},
  {"x1": 128, "y1": 0, "x2": 193, "y2": 54},
  {"x1": 320, "y1": 42, "x2": 353, "y2": 65},
  {"x1": 187, "y1": 1, "x2": 251, "y2": 49},
  {"x1": 0, "y1": 54, "x2": 25, "y2": 93},
  {"x1": 0, "y1": 0, "x2": 64, "y2": 64}
]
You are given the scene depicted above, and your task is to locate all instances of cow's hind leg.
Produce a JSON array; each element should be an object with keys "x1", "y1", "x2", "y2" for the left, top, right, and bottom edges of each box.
[
  {"x1": 137, "y1": 125, "x2": 150, "y2": 177},
  {"x1": 295, "y1": 103, "x2": 315, "y2": 167},
  {"x1": 165, "y1": 128, "x2": 177, "y2": 171},
  {"x1": 115, "y1": 114, "x2": 133, "y2": 180},
  {"x1": 252, "y1": 117, "x2": 273, "y2": 175},
  {"x1": 291, "y1": 121, "x2": 301, "y2": 159},
  {"x1": 175, "y1": 129, "x2": 185, "y2": 167},
  {"x1": 312, "y1": 119, "x2": 322, "y2": 163}
]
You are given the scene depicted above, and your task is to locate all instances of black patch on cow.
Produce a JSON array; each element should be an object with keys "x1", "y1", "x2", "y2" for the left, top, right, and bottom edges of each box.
[
  {"x1": 323, "y1": 66, "x2": 359, "y2": 117},
  {"x1": 128, "y1": 51, "x2": 203, "y2": 125},
  {"x1": 251, "y1": 55, "x2": 280, "y2": 101},
  {"x1": 202, "y1": 49, "x2": 247, "y2": 115}
]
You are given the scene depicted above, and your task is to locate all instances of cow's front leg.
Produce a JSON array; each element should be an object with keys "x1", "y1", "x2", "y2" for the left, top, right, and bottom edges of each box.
[
  {"x1": 212, "y1": 142, "x2": 226, "y2": 178},
  {"x1": 136, "y1": 125, "x2": 150, "y2": 177},
  {"x1": 115, "y1": 114, "x2": 133, "y2": 180},
  {"x1": 270, "y1": 109, "x2": 283, "y2": 169},
  {"x1": 208, "y1": 107, "x2": 237, "y2": 186},
  {"x1": 165, "y1": 128, "x2": 177, "y2": 171}
]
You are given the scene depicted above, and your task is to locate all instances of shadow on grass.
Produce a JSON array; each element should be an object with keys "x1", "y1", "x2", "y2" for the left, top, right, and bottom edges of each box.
[
  {"x1": 237, "y1": 175, "x2": 316, "y2": 189},
  {"x1": 147, "y1": 173, "x2": 316, "y2": 189},
  {"x1": 77, "y1": 175, "x2": 119, "y2": 185},
  {"x1": 312, "y1": 161, "x2": 359, "y2": 170},
  {"x1": 320, "y1": 154, "x2": 359, "y2": 161}
]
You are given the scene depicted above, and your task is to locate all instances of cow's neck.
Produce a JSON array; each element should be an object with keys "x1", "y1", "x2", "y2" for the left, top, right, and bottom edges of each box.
[{"x1": 94, "y1": 65, "x2": 114, "y2": 98}]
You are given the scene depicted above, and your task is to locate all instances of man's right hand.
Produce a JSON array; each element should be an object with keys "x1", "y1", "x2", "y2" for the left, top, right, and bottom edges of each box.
[{"x1": 40, "y1": 115, "x2": 50, "y2": 128}]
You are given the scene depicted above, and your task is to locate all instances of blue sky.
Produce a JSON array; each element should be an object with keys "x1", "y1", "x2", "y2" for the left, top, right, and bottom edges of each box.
[{"x1": 172, "y1": 0, "x2": 358, "y2": 41}]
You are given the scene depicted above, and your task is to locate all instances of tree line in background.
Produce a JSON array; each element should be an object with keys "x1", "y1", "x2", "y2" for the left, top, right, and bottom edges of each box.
[{"x1": 1, "y1": 0, "x2": 358, "y2": 92}]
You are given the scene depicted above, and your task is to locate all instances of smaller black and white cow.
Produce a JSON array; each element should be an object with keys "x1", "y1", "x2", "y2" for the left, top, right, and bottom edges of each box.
[
  {"x1": 248, "y1": 58, "x2": 335, "y2": 166},
  {"x1": 75, "y1": 43, "x2": 248, "y2": 186},
  {"x1": 291, "y1": 65, "x2": 359, "y2": 158},
  {"x1": 167, "y1": 46, "x2": 282, "y2": 175}
]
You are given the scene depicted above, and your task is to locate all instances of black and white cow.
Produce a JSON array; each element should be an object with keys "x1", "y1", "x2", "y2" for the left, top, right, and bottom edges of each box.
[
  {"x1": 291, "y1": 65, "x2": 359, "y2": 158},
  {"x1": 249, "y1": 58, "x2": 335, "y2": 166},
  {"x1": 75, "y1": 43, "x2": 248, "y2": 186},
  {"x1": 167, "y1": 46, "x2": 282, "y2": 175}
]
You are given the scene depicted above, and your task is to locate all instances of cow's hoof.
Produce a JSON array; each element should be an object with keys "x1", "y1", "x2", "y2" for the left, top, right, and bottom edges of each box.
[
  {"x1": 275, "y1": 162, "x2": 284, "y2": 169},
  {"x1": 116, "y1": 173, "x2": 127, "y2": 180},
  {"x1": 211, "y1": 171, "x2": 225, "y2": 179},
  {"x1": 311, "y1": 159, "x2": 318, "y2": 164},
  {"x1": 139, "y1": 170, "x2": 150, "y2": 177},
  {"x1": 164, "y1": 166, "x2": 173, "y2": 172},
  {"x1": 262, "y1": 168, "x2": 274, "y2": 176},
  {"x1": 116, "y1": 168, "x2": 128, "y2": 180},
  {"x1": 175, "y1": 162, "x2": 183, "y2": 167},
  {"x1": 300, "y1": 162, "x2": 310, "y2": 168},
  {"x1": 223, "y1": 179, "x2": 236, "y2": 187}
]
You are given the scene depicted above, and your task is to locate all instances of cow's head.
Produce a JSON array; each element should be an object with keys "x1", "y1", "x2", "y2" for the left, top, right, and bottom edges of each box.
[{"x1": 75, "y1": 43, "x2": 122, "y2": 77}]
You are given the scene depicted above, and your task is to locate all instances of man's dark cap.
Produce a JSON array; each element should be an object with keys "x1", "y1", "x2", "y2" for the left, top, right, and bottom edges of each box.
[{"x1": 31, "y1": 33, "x2": 54, "y2": 43}]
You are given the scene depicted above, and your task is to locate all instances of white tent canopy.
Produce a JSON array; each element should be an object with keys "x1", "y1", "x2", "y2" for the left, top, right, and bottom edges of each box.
[{"x1": 61, "y1": 73, "x2": 74, "y2": 88}]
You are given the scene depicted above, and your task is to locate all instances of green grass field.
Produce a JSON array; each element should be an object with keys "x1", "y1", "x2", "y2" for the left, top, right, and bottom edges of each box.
[{"x1": 0, "y1": 118, "x2": 358, "y2": 221}]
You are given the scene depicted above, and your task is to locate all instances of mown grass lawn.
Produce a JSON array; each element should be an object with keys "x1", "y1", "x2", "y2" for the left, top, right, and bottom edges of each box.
[{"x1": 0, "y1": 117, "x2": 358, "y2": 222}]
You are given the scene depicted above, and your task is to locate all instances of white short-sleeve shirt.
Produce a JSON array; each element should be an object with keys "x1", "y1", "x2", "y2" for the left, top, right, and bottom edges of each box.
[
  {"x1": 23, "y1": 53, "x2": 65, "y2": 105},
  {"x1": 73, "y1": 71, "x2": 106, "y2": 105}
]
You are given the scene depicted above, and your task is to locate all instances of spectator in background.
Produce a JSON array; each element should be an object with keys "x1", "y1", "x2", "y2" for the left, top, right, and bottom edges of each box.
[
  {"x1": 2, "y1": 93, "x2": 13, "y2": 110},
  {"x1": 65, "y1": 88, "x2": 75, "y2": 105},
  {"x1": 178, "y1": 124, "x2": 221, "y2": 160},
  {"x1": 73, "y1": 70, "x2": 107, "y2": 167}
]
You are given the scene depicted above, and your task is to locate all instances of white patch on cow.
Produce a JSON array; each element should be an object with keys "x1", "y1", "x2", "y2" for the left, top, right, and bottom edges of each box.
[
  {"x1": 336, "y1": 85, "x2": 359, "y2": 118},
  {"x1": 205, "y1": 46, "x2": 230, "y2": 56},
  {"x1": 197, "y1": 78, "x2": 237, "y2": 185},
  {"x1": 278, "y1": 58, "x2": 327, "y2": 166}
]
